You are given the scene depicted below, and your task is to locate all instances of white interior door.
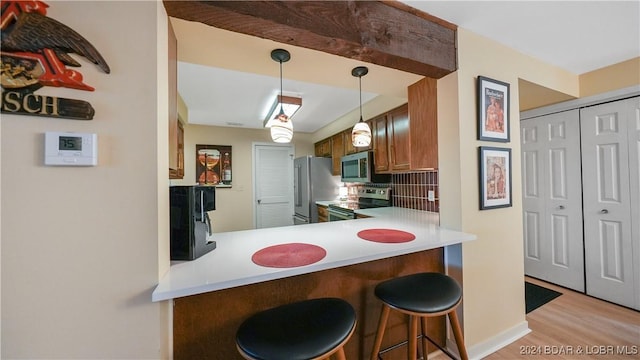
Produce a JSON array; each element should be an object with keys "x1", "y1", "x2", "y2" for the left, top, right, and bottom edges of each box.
[
  {"x1": 253, "y1": 144, "x2": 294, "y2": 229},
  {"x1": 628, "y1": 97, "x2": 640, "y2": 309},
  {"x1": 521, "y1": 110, "x2": 584, "y2": 291},
  {"x1": 581, "y1": 98, "x2": 635, "y2": 308}
]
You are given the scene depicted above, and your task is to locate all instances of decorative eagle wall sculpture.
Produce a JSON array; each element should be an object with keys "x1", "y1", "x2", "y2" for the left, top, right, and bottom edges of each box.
[{"x1": 1, "y1": 0, "x2": 111, "y2": 119}]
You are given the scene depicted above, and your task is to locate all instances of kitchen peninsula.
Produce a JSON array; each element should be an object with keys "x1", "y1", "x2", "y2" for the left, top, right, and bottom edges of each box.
[{"x1": 153, "y1": 207, "x2": 475, "y2": 359}]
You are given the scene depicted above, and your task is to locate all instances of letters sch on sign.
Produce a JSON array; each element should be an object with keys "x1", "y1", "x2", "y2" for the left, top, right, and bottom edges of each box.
[
  {"x1": 0, "y1": 0, "x2": 110, "y2": 120},
  {"x1": 1, "y1": 91, "x2": 95, "y2": 120}
]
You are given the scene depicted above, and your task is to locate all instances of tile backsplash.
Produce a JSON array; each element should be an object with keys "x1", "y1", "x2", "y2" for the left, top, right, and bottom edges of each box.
[{"x1": 391, "y1": 171, "x2": 439, "y2": 212}]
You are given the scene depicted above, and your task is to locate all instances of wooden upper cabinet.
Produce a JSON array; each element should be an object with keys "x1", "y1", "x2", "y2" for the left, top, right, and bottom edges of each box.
[
  {"x1": 372, "y1": 114, "x2": 390, "y2": 173},
  {"x1": 343, "y1": 130, "x2": 357, "y2": 155},
  {"x1": 314, "y1": 77, "x2": 438, "y2": 176},
  {"x1": 408, "y1": 77, "x2": 438, "y2": 170},
  {"x1": 387, "y1": 104, "x2": 410, "y2": 171},
  {"x1": 331, "y1": 132, "x2": 345, "y2": 175},
  {"x1": 168, "y1": 20, "x2": 183, "y2": 179},
  {"x1": 315, "y1": 138, "x2": 332, "y2": 157}
]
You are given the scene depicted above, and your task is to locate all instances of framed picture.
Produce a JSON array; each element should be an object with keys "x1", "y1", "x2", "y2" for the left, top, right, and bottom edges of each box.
[
  {"x1": 477, "y1": 76, "x2": 510, "y2": 142},
  {"x1": 195, "y1": 144, "x2": 232, "y2": 187},
  {"x1": 479, "y1": 146, "x2": 512, "y2": 210}
]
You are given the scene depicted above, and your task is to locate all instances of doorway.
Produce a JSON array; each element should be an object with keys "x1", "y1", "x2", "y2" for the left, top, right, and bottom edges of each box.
[{"x1": 253, "y1": 143, "x2": 295, "y2": 229}]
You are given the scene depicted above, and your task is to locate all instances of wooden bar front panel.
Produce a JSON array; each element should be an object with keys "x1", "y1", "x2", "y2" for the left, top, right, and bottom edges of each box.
[{"x1": 174, "y1": 248, "x2": 444, "y2": 359}]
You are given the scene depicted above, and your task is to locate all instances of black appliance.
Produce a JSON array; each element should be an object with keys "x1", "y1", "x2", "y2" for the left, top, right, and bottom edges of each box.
[
  {"x1": 170, "y1": 185, "x2": 216, "y2": 260},
  {"x1": 340, "y1": 151, "x2": 391, "y2": 183},
  {"x1": 327, "y1": 185, "x2": 391, "y2": 221}
]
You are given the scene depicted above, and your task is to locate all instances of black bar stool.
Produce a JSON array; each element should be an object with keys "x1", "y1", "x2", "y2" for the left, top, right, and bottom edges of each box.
[
  {"x1": 236, "y1": 298, "x2": 357, "y2": 360},
  {"x1": 370, "y1": 272, "x2": 468, "y2": 360}
]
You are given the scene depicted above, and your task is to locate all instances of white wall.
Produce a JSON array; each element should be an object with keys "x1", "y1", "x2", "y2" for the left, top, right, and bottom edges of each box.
[{"x1": 1, "y1": 2, "x2": 169, "y2": 358}]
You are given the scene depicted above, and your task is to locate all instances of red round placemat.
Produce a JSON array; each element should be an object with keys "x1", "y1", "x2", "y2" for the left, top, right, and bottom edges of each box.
[
  {"x1": 252, "y1": 243, "x2": 327, "y2": 268},
  {"x1": 357, "y1": 229, "x2": 416, "y2": 243}
]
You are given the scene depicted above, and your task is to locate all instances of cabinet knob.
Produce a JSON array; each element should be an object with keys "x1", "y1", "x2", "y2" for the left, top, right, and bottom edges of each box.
[
  {"x1": 558, "y1": 205, "x2": 565, "y2": 210},
  {"x1": 600, "y1": 209, "x2": 608, "y2": 214}
]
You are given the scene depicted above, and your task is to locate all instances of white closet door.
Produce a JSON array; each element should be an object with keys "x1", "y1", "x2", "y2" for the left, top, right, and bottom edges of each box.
[
  {"x1": 627, "y1": 97, "x2": 640, "y2": 309},
  {"x1": 521, "y1": 110, "x2": 584, "y2": 291},
  {"x1": 581, "y1": 98, "x2": 635, "y2": 309}
]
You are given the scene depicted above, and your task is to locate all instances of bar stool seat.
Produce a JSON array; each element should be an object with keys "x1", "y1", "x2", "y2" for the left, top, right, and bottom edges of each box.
[
  {"x1": 371, "y1": 273, "x2": 468, "y2": 360},
  {"x1": 236, "y1": 298, "x2": 356, "y2": 360}
]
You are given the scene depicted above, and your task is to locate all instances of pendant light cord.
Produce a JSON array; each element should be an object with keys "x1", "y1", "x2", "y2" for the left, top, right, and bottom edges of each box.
[
  {"x1": 279, "y1": 60, "x2": 284, "y2": 114},
  {"x1": 359, "y1": 75, "x2": 363, "y2": 121}
]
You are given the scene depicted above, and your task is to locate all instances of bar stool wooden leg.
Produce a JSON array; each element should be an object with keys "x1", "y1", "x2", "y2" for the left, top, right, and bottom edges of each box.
[
  {"x1": 371, "y1": 304, "x2": 390, "y2": 360},
  {"x1": 448, "y1": 309, "x2": 468, "y2": 360},
  {"x1": 333, "y1": 347, "x2": 346, "y2": 360},
  {"x1": 420, "y1": 317, "x2": 429, "y2": 360},
  {"x1": 408, "y1": 315, "x2": 418, "y2": 360}
]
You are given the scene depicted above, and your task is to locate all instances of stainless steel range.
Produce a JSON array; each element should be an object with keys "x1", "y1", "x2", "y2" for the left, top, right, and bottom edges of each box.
[{"x1": 327, "y1": 185, "x2": 391, "y2": 221}]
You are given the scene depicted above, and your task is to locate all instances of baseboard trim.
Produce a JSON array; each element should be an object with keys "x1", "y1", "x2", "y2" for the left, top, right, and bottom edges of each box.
[{"x1": 461, "y1": 321, "x2": 531, "y2": 360}]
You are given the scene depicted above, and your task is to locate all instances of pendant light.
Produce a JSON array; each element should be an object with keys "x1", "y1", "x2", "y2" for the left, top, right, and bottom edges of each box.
[
  {"x1": 351, "y1": 66, "x2": 372, "y2": 147},
  {"x1": 270, "y1": 49, "x2": 293, "y2": 143}
]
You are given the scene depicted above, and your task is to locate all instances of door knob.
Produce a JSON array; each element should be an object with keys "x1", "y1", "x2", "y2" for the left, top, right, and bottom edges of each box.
[
  {"x1": 257, "y1": 199, "x2": 261, "y2": 204},
  {"x1": 600, "y1": 209, "x2": 608, "y2": 214}
]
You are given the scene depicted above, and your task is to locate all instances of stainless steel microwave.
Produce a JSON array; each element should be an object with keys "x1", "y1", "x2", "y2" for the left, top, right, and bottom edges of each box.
[{"x1": 340, "y1": 151, "x2": 390, "y2": 183}]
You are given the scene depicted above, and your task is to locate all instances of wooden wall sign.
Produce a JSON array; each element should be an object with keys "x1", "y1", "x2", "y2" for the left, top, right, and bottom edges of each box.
[{"x1": 0, "y1": 0, "x2": 110, "y2": 120}]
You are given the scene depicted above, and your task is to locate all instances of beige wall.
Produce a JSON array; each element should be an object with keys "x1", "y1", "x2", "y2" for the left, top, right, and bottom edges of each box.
[
  {"x1": 171, "y1": 124, "x2": 315, "y2": 232},
  {"x1": 1, "y1": 2, "x2": 168, "y2": 358},
  {"x1": 579, "y1": 57, "x2": 640, "y2": 97},
  {"x1": 438, "y1": 28, "x2": 580, "y2": 351}
]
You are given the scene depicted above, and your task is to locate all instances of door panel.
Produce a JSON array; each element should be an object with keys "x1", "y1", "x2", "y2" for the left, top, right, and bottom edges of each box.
[
  {"x1": 388, "y1": 105, "x2": 410, "y2": 171},
  {"x1": 549, "y1": 149, "x2": 567, "y2": 199},
  {"x1": 551, "y1": 214, "x2": 568, "y2": 267},
  {"x1": 629, "y1": 98, "x2": 640, "y2": 309},
  {"x1": 254, "y1": 144, "x2": 294, "y2": 229},
  {"x1": 524, "y1": 211, "x2": 541, "y2": 260},
  {"x1": 581, "y1": 98, "x2": 635, "y2": 308},
  {"x1": 596, "y1": 143, "x2": 621, "y2": 202},
  {"x1": 521, "y1": 110, "x2": 584, "y2": 291}
]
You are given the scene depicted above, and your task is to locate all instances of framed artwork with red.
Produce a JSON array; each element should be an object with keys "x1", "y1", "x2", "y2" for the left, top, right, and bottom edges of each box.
[{"x1": 195, "y1": 144, "x2": 232, "y2": 187}]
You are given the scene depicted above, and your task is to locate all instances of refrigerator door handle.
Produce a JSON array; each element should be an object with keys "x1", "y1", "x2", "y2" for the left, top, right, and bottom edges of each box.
[
  {"x1": 293, "y1": 214, "x2": 309, "y2": 224},
  {"x1": 294, "y1": 164, "x2": 302, "y2": 207}
]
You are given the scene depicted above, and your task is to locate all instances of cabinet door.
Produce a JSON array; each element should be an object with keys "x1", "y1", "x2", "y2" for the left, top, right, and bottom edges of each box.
[
  {"x1": 372, "y1": 114, "x2": 389, "y2": 173},
  {"x1": 344, "y1": 129, "x2": 357, "y2": 155},
  {"x1": 331, "y1": 132, "x2": 344, "y2": 176},
  {"x1": 521, "y1": 111, "x2": 584, "y2": 292},
  {"x1": 314, "y1": 138, "x2": 332, "y2": 157},
  {"x1": 408, "y1": 77, "x2": 438, "y2": 169},
  {"x1": 581, "y1": 98, "x2": 636, "y2": 309},
  {"x1": 317, "y1": 205, "x2": 328, "y2": 222},
  {"x1": 388, "y1": 104, "x2": 410, "y2": 171}
]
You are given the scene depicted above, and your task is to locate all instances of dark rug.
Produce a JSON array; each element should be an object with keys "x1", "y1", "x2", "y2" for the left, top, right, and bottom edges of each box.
[{"x1": 525, "y1": 281, "x2": 562, "y2": 314}]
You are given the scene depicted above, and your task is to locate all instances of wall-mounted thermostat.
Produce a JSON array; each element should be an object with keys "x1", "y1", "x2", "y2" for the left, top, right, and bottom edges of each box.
[{"x1": 44, "y1": 132, "x2": 97, "y2": 166}]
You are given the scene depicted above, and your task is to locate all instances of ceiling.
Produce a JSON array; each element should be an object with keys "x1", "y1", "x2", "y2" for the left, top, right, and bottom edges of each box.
[{"x1": 175, "y1": 1, "x2": 639, "y2": 133}]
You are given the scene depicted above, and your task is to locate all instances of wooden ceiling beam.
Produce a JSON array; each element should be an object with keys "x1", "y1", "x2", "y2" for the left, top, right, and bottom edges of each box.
[{"x1": 163, "y1": 1, "x2": 457, "y2": 78}]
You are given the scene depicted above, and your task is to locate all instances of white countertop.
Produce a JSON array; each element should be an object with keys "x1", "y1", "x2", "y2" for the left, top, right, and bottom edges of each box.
[{"x1": 152, "y1": 207, "x2": 476, "y2": 302}]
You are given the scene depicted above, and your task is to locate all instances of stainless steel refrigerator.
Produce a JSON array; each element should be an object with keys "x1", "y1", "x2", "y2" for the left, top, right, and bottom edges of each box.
[{"x1": 293, "y1": 156, "x2": 340, "y2": 224}]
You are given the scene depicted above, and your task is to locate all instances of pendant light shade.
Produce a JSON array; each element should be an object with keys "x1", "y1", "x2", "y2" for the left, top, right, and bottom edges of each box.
[
  {"x1": 270, "y1": 49, "x2": 293, "y2": 143},
  {"x1": 270, "y1": 108, "x2": 293, "y2": 143},
  {"x1": 351, "y1": 66, "x2": 371, "y2": 147}
]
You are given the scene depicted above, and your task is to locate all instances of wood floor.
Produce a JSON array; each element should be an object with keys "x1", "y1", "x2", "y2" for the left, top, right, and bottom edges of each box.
[{"x1": 481, "y1": 277, "x2": 640, "y2": 359}]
